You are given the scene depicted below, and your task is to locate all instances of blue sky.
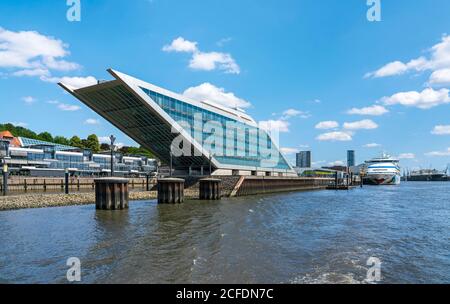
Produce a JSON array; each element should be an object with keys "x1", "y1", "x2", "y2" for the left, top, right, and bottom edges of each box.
[{"x1": 1, "y1": 0, "x2": 450, "y2": 170}]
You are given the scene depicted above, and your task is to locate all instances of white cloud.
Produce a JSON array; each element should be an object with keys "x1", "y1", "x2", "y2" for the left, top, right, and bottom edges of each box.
[
  {"x1": 162, "y1": 37, "x2": 198, "y2": 53},
  {"x1": 13, "y1": 68, "x2": 50, "y2": 77},
  {"x1": 259, "y1": 120, "x2": 290, "y2": 133},
  {"x1": 47, "y1": 99, "x2": 81, "y2": 112},
  {"x1": 84, "y1": 118, "x2": 100, "y2": 125},
  {"x1": 328, "y1": 160, "x2": 345, "y2": 166},
  {"x1": 429, "y1": 68, "x2": 450, "y2": 85},
  {"x1": 316, "y1": 131, "x2": 352, "y2": 142},
  {"x1": 281, "y1": 108, "x2": 310, "y2": 119},
  {"x1": 22, "y1": 96, "x2": 36, "y2": 105},
  {"x1": 0, "y1": 27, "x2": 79, "y2": 72},
  {"x1": 431, "y1": 125, "x2": 450, "y2": 135},
  {"x1": 315, "y1": 121, "x2": 339, "y2": 130},
  {"x1": 398, "y1": 153, "x2": 415, "y2": 159},
  {"x1": 425, "y1": 148, "x2": 450, "y2": 157},
  {"x1": 217, "y1": 37, "x2": 232, "y2": 47},
  {"x1": 189, "y1": 51, "x2": 240, "y2": 74},
  {"x1": 0, "y1": 27, "x2": 96, "y2": 86},
  {"x1": 365, "y1": 35, "x2": 450, "y2": 83},
  {"x1": 183, "y1": 82, "x2": 251, "y2": 109},
  {"x1": 42, "y1": 75, "x2": 97, "y2": 88},
  {"x1": 42, "y1": 56, "x2": 80, "y2": 71},
  {"x1": 380, "y1": 88, "x2": 450, "y2": 109},
  {"x1": 98, "y1": 136, "x2": 111, "y2": 144},
  {"x1": 343, "y1": 119, "x2": 378, "y2": 130},
  {"x1": 347, "y1": 105, "x2": 389, "y2": 116},
  {"x1": 365, "y1": 61, "x2": 410, "y2": 78},
  {"x1": 163, "y1": 37, "x2": 240, "y2": 74},
  {"x1": 312, "y1": 160, "x2": 326, "y2": 166},
  {"x1": 280, "y1": 147, "x2": 298, "y2": 155},
  {"x1": 260, "y1": 109, "x2": 309, "y2": 133},
  {"x1": 57, "y1": 103, "x2": 81, "y2": 111},
  {"x1": 283, "y1": 109, "x2": 302, "y2": 117},
  {"x1": 364, "y1": 143, "x2": 381, "y2": 148}
]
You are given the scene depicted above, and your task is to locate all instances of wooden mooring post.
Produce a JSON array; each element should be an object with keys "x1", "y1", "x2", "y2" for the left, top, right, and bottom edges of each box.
[
  {"x1": 94, "y1": 178, "x2": 129, "y2": 210},
  {"x1": 157, "y1": 178, "x2": 184, "y2": 204},
  {"x1": 199, "y1": 178, "x2": 221, "y2": 200}
]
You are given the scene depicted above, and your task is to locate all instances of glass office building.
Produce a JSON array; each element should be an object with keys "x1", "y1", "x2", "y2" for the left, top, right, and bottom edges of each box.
[
  {"x1": 60, "y1": 69, "x2": 295, "y2": 176},
  {"x1": 347, "y1": 150, "x2": 355, "y2": 167},
  {"x1": 296, "y1": 151, "x2": 312, "y2": 168}
]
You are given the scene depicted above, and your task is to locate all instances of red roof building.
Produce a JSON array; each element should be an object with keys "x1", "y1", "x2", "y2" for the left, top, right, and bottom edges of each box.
[{"x1": 0, "y1": 131, "x2": 21, "y2": 147}]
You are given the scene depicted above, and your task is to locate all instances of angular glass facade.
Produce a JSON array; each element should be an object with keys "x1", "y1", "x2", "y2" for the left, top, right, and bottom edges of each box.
[
  {"x1": 61, "y1": 69, "x2": 295, "y2": 175},
  {"x1": 20, "y1": 137, "x2": 75, "y2": 151},
  {"x1": 140, "y1": 87, "x2": 290, "y2": 170}
]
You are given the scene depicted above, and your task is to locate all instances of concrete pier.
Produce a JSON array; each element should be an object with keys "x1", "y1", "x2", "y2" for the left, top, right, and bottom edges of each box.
[
  {"x1": 232, "y1": 176, "x2": 332, "y2": 197},
  {"x1": 94, "y1": 178, "x2": 129, "y2": 210},
  {"x1": 199, "y1": 178, "x2": 221, "y2": 200},
  {"x1": 157, "y1": 178, "x2": 185, "y2": 204}
]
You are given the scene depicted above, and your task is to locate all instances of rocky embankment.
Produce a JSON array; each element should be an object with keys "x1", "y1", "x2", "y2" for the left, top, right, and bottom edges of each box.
[
  {"x1": 0, "y1": 190, "x2": 201, "y2": 211},
  {"x1": 0, "y1": 176, "x2": 241, "y2": 211}
]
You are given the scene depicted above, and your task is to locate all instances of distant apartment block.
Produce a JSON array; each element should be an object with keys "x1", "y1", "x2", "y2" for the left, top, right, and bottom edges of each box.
[
  {"x1": 296, "y1": 151, "x2": 311, "y2": 168},
  {"x1": 347, "y1": 150, "x2": 355, "y2": 167}
]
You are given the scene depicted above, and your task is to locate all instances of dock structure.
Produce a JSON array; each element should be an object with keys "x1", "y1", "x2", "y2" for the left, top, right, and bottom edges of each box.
[
  {"x1": 157, "y1": 178, "x2": 185, "y2": 204},
  {"x1": 231, "y1": 176, "x2": 332, "y2": 197},
  {"x1": 199, "y1": 178, "x2": 221, "y2": 200},
  {"x1": 326, "y1": 185, "x2": 356, "y2": 190},
  {"x1": 94, "y1": 178, "x2": 129, "y2": 210}
]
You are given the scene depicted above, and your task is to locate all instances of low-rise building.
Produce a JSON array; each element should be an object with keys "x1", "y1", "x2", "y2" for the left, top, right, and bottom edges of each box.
[{"x1": 0, "y1": 131, "x2": 157, "y2": 177}]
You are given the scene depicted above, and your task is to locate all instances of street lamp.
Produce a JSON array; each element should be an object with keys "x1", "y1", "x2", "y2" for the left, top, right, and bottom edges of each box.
[{"x1": 110, "y1": 135, "x2": 116, "y2": 177}]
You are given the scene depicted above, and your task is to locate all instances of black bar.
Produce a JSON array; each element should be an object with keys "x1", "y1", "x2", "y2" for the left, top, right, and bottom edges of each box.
[
  {"x1": 65, "y1": 171, "x2": 69, "y2": 195},
  {"x1": 0, "y1": 284, "x2": 443, "y2": 301}
]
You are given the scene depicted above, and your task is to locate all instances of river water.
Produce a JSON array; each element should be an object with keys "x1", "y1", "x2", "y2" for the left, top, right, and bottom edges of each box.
[{"x1": 0, "y1": 182, "x2": 449, "y2": 284}]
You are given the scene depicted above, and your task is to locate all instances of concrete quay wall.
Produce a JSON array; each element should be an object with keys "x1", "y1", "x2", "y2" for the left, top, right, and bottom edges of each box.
[{"x1": 232, "y1": 176, "x2": 334, "y2": 197}]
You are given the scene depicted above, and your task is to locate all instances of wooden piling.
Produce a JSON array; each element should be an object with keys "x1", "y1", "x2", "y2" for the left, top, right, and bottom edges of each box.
[
  {"x1": 157, "y1": 178, "x2": 184, "y2": 204},
  {"x1": 199, "y1": 178, "x2": 221, "y2": 200},
  {"x1": 94, "y1": 178, "x2": 129, "y2": 210}
]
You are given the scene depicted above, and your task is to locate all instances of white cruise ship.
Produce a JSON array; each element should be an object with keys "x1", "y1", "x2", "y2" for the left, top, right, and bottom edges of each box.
[{"x1": 363, "y1": 153, "x2": 401, "y2": 185}]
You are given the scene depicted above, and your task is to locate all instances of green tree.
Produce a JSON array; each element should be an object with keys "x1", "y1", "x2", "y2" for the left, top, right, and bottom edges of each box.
[
  {"x1": 38, "y1": 132, "x2": 53, "y2": 143},
  {"x1": 69, "y1": 136, "x2": 83, "y2": 148},
  {"x1": 120, "y1": 146, "x2": 154, "y2": 158},
  {"x1": 54, "y1": 136, "x2": 69, "y2": 146},
  {"x1": 0, "y1": 123, "x2": 39, "y2": 139},
  {"x1": 100, "y1": 143, "x2": 110, "y2": 151},
  {"x1": 85, "y1": 134, "x2": 100, "y2": 153}
]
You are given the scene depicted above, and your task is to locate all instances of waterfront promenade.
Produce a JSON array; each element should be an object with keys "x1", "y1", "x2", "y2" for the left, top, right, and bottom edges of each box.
[{"x1": 0, "y1": 176, "x2": 333, "y2": 211}]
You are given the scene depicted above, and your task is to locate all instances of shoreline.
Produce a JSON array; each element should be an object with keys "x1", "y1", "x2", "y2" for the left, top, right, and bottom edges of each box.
[{"x1": 0, "y1": 190, "x2": 200, "y2": 212}]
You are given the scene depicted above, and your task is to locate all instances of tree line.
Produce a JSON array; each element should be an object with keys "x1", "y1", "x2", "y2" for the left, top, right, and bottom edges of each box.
[{"x1": 0, "y1": 123, "x2": 154, "y2": 158}]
